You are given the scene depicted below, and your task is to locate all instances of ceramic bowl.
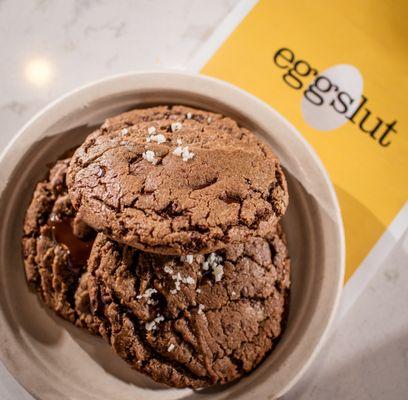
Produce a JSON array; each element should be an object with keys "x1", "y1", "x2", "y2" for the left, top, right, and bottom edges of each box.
[{"x1": 0, "y1": 71, "x2": 345, "y2": 400}]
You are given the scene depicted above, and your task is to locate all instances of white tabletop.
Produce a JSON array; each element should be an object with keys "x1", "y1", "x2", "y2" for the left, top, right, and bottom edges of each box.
[{"x1": 1, "y1": 1, "x2": 407, "y2": 399}]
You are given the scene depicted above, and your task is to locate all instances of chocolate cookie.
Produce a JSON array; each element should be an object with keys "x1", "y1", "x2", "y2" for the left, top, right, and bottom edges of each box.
[
  {"x1": 22, "y1": 158, "x2": 99, "y2": 333},
  {"x1": 67, "y1": 105, "x2": 288, "y2": 255},
  {"x1": 87, "y1": 226, "x2": 290, "y2": 388}
]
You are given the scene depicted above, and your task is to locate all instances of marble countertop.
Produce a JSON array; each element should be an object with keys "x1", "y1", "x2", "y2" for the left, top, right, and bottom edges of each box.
[{"x1": 0, "y1": 1, "x2": 407, "y2": 399}]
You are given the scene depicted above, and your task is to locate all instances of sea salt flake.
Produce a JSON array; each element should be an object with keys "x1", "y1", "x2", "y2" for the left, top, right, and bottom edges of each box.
[
  {"x1": 186, "y1": 112, "x2": 192, "y2": 119},
  {"x1": 49, "y1": 213, "x2": 60, "y2": 223},
  {"x1": 171, "y1": 122, "x2": 183, "y2": 132},
  {"x1": 181, "y1": 147, "x2": 195, "y2": 162},
  {"x1": 147, "y1": 133, "x2": 166, "y2": 144},
  {"x1": 142, "y1": 150, "x2": 157, "y2": 164},
  {"x1": 153, "y1": 134, "x2": 166, "y2": 144},
  {"x1": 125, "y1": 144, "x2": 137, "y2": 152},
  {"x1": 198, "y1": 304, "x2": 205, "y2": 314},
  {"x1": 181, "y1": 254, "x2": 194, "y2": 264},
  {"x1": 168, "y1": 344, "x2": 175, "y2": 352},
  {"x1": 120, "y1": 128, "x2": 129, "y2": 136},
  {"x1": 207, "y1": 117, "x2": 212, "y2": 123},
  {"x1": 173, "y1": 145, "x2": 195, "y2": 162},
  {"x1": 164, "y1": 266, "x2": 174, "y2": 274},
  {"x1": 136, "y1": 288, "x2": 157, "y2": 300},
  {"x1": 155, "y1": 315, "x2": 165, "y2": 323},
  {"x1": 183, "y1": 276, "x2": 195, "y2": 285},
  {"x1": 196, "y1": 288, "x2": 201, "y2": 293},
  {"x1": 170, "y1": 270, "x2": 195, "y2": 292},
  {"x1": 145, "y1": 321, "x2": 156, "y2": 331},
  {"x1": 212, "y1": 264, "x2": 224, "y2": 282},
  {"x1": 203, "y1": 253, "x2": 224, "y2": 282},
  {"x1": 176, "y1": 138, "x2": 183, "y2": 145},
  {"x1": 173, "y1": 146, "x2": 183, "y2": 156},
  {"x1": 148, "y1": 126, "x2": 156, "y2": 135},
  {"x1": 145, "y1": 314, "x2": 164, "y2": 331}
]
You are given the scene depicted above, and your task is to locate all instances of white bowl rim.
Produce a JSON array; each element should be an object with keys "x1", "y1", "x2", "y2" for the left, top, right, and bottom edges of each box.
[{"x1": 0, "y1": 70, "x2": 345, "y2": 399}]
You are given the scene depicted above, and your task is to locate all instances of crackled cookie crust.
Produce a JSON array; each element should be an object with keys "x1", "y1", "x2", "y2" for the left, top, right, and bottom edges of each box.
[
  {"x1": 67, "y1": 105, "x2": 288, "y2": 255},
  {"x1": 87, "y1": 225, "x2": 290, "y2": 388},
  {"x1": 22, "y1": 158, "x2": 99, "y2": 333}
]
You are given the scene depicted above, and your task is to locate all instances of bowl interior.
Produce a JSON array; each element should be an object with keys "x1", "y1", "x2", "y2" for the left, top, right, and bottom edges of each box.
[{"x1": 0, "y1": 74, "x2": 343, "y2": 400}]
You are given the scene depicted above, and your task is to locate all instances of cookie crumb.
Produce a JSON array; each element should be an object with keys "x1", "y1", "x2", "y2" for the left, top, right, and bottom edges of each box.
[
  {"x1": 167, "y1": 343, "x2": 175, "y2": 352},
  {"x1": 171, "y1": 122, "x2": 183, "y2": 132},
  {"x1": 120, "y1": 128, "x2": 129, "y2": 136},
  {"x1": 181, "y1": 254, "x2": 194, "y2": 264},
  {"x1": 176, "y1": 138, "x2": 183, "y2": 145},
  {"x1": 148, "y1": 126, "x2": 156, "y2": 135},
  {"x1": 142, "y1": 150, "x2": 157, "y2": 165},
  {"x1": 207, "y1": 117, "x2": 212, "y2": 123}
]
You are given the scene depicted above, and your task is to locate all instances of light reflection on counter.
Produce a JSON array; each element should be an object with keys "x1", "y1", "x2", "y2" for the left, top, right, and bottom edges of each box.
[{"x1": 25, "y1": 57, "x2": 53, "y2": 86}]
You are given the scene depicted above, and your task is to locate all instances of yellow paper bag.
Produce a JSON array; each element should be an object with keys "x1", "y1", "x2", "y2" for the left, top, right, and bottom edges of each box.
[{"x1": 200, "y1": 0, "x2": 408, "y2": 281}]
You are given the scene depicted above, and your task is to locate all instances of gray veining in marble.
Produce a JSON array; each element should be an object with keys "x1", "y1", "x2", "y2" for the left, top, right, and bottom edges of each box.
[{"x1": 0, "y1": 0, "x2": 238, "y2": 153}]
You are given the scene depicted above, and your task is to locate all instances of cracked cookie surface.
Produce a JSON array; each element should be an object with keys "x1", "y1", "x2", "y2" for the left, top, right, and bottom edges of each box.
[
  {"x1": 22, "y1": 158, "x2": 100, "y2": 333},
  {"x1": 87, "y1": 225, "x2": 290, "y2": 388},
  {"x1": 67, "y1": 105, "x2": 288, "y2": 255}
]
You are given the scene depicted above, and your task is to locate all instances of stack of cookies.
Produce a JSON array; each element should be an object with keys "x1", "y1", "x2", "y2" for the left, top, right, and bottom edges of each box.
[{"x1": 22, "y1": 105, "x2": 290, "y2": 388}]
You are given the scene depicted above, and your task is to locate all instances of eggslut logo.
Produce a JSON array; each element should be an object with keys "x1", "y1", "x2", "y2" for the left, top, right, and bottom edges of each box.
[{"x1": 273, "y1": 47, "x2": 397, "y2": 147}]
